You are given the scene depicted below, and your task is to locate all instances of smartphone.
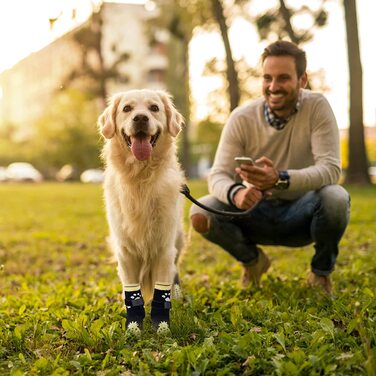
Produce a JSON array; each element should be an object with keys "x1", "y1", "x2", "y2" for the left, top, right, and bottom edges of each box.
[{"x1": 234, "y1": 156, "x2": 254, "y2": 166}]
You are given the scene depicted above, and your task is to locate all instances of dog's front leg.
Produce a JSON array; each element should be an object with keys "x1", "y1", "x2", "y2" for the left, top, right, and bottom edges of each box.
[
  {"x1": 117, "y1": 250, "x2": 145, "y2": 330},
  {"x1": 151, "y1": 248, "x2": 177, "y2": 329}
]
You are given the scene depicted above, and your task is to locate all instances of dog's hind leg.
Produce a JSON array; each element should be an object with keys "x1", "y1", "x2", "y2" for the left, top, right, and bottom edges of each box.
[{"x1": 172, "y1": 228, "x2": 185, "y2": 299}]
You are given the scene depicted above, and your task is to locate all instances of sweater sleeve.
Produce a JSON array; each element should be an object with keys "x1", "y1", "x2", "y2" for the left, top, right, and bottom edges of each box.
[{"x1": 287, "y1": 94, "x2": 341, "y2": 191}]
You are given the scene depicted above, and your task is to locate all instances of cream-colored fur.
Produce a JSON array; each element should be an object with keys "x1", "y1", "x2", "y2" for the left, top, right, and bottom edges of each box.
[{"x1": 98, "y1": 89, "x2": 185, "y2": 302}]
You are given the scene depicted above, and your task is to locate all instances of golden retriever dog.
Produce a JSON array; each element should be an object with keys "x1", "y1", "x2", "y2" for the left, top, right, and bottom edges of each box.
[{"x1": 98, "y1": 89, "x2": 185, "y2": 334}]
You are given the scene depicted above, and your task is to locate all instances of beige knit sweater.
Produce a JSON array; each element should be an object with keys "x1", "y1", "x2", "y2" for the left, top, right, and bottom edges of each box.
[{"x1": 208, "y1": 89, "x2": 341, "y2": 203}]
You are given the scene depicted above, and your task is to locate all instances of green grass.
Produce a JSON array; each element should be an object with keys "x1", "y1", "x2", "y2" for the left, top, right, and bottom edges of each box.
[{"x1": 0, "y1": 182, "x2": 375, "y2": 375}]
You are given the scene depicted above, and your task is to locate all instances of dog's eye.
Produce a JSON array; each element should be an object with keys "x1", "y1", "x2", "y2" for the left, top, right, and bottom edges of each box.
[
  {"x1": 123, "y1": 105, "x2": 132, "y2": 112},
  {"x1": 150, "y1": 104, "x2": 159, "y2": 112}
]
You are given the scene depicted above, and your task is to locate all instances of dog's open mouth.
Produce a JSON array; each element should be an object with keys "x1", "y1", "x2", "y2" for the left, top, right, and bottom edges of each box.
[{"x1": 122, "y1": 129, "x2": 160, "y2": 161}]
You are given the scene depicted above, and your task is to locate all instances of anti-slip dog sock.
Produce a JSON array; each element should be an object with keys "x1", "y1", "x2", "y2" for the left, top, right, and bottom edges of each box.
[
  {"x1": 124, "y1": 284, "x2": 145, "y2": 328},
  {"x1": 151, "y1": 283, "x2": 171, "y2": 327}
]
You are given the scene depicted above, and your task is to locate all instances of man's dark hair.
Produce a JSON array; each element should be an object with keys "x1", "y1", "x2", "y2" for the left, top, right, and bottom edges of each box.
[{"x1": 261, "y1": 40, "x2": 307, "y2": 78}]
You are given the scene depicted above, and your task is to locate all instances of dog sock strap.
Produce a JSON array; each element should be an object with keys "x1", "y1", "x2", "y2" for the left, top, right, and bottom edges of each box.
[
  {"x1": 151, "y1": 284, "x2": 172, "y2": 327},
  {"x1": 124, "y1": 285, "x2": 145, "y2": 328}
]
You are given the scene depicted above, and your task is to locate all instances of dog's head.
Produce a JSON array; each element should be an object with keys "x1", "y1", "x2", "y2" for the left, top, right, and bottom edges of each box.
[{"x1": 98, "y1": 89, "x2": 183, "y2": 161}]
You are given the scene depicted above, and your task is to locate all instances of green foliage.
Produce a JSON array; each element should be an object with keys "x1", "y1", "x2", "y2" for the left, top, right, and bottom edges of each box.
[
  {"x1": 0, "y1": 139, "x2": 31, "y2": 168},
  {"x1": 0, "y1": 123, "x2": 35, "y2": 167},
  {"x1": 253, "y1": 1, "x2": 329, "y2": 44},
  {"x1": 191, "y1": 118, "x2": 223, "y2": 163},
  {"x1": 368, "y1": 138, "x2": 376, "y2": 163},
  {"x1": 30, "y1": 89, "x2": 102, "y2": 173},
  {"x1": 0, "y1": 182, "x2": 375, "y2": 374},
  {"x1": 341, "y1": 136, "x2": 376, "y2": 168},
  {"x1": 0, "y1": 90, "x2": 102, "y2": 175}
]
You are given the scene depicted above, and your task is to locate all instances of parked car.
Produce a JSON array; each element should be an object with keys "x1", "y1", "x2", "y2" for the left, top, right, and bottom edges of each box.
[
  {"x1": 80, "y1": 169, "x2": 104, "y2": 183},
  {"x1": 0, "y1": 166, "x2": 8, "y2": 182},
  {"x1": 6, "y1": 162, "x2": 43, "y2": 182},
  {"x1": 369, "y1": 166, "x2": 376, "y2": 183},
  {"x1": 56, "y1": 164, "x2": 80, "y2": 182}
]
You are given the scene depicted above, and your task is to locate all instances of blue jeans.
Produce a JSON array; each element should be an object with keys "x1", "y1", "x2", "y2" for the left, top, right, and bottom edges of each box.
[{"x1": 190, "y1": 185, "x2": 350, "y2": 276}]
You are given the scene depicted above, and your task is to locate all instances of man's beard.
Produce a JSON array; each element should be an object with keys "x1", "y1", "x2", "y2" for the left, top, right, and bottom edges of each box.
[{"x1": 266, "y1": 88, "x2": 299, "y2": 115}]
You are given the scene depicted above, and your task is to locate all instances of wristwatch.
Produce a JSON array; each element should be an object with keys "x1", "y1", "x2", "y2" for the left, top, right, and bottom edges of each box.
[{"x1": 274, "y1": 170, "x2": 290, "y2": 190}]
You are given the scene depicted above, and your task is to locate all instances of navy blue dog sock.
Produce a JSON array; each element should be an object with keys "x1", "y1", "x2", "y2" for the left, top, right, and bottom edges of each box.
[
  {"x1": 151, "y1": 283, "x2": 171, "y2": 327},
  {"x1": 124, "y1": 285, "x2": 145, "y2": 328}
]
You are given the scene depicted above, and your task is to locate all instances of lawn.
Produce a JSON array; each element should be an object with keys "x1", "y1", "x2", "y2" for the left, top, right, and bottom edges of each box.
[{"x1": 0, "y1": 182, "x2": 375, "y2": 375}]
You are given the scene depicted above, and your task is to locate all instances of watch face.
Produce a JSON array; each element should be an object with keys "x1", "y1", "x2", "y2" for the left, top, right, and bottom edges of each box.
[{"x1": 275, "y1": 180, "x2": 289, "y2": 190}]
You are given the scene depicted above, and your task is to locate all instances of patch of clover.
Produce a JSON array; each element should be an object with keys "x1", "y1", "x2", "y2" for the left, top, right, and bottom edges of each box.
[
  {"x1": 157, "y1": 321, "x2": 171, "y2": 336},
  {"x1": 126, "y1": 321, "x2": 141, "y2": 337}
]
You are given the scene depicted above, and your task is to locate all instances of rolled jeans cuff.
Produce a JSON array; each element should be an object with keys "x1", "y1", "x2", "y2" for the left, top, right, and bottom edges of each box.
[{"x1": 311, "y1": 267, "x2": 333, "y2": 277}]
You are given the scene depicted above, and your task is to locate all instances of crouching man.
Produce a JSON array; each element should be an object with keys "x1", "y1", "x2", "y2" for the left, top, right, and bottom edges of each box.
[{"x1": 190, "y1": 41, "x2": 350, "y2": 295}]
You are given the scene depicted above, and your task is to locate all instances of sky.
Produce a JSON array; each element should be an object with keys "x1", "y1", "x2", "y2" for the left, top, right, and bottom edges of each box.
[{"x1": 0, "y1": 0, "x2": 375, "y2": 129}]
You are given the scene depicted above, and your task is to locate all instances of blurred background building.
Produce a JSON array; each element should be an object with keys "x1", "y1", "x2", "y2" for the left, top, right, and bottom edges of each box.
[{"x1": 0, "y1": 2, "x2": 167, "y2": 126}]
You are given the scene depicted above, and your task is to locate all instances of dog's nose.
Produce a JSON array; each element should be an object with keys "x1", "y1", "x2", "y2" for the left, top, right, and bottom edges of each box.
[{"x1": 133, "y1": 114, "x2": 149, "y2": 123}]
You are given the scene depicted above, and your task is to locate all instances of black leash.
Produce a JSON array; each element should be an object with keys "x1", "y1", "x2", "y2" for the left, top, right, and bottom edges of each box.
[{"x1": 180, "y1": 184, "x2": 261, "y2": 217}]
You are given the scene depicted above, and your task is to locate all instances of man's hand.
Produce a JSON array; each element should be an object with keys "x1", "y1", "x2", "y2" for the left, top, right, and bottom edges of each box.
[
  {"x1": 233, "y1": 186, "x2": 264, "y2": 210},
  {"x1": 235, "y1": 156, "x2": 279, "y2": 191}
]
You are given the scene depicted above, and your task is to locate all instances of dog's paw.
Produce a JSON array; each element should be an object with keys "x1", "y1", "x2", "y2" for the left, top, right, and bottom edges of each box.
[
  {"x1": 156, "y1": 321, "x2": 171, "y2": 337},
  {"x1": 126, "y1": 321, "x2": 142, "y2": 338}
]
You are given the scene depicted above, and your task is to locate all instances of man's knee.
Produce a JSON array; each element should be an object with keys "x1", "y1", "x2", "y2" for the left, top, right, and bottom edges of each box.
[
  {"x1": 318, "y1": 185, "x2": 350, "y2": 224},
  {"x1": 319, "y1": 185, "x2": 350, "y2": 210},
  {"x1": 191, "y1": 213, "x2": 210, "y2": 233}
]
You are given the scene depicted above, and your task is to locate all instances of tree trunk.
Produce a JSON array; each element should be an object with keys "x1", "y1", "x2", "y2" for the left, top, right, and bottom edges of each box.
[
  {"x1": 211, "y1": 0, "x2": 240, "y2": 111},
  {"x1": 343, "y1": 0, "x2": 370, "y2": 184},
  {"x1": 179, "y1": 36, "x2": 192, "y2": 177},
  {"x1": 93, "y1": 12, "x2": 107, "y2": 109},
  {"x1": 166, "y1": 31, "x2": 192, "y2": 177}
]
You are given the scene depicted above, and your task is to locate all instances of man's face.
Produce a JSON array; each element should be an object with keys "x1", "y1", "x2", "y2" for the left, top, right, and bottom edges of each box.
[{"x1": 262, "y1": 55, "x2": 307, "y2": 118}]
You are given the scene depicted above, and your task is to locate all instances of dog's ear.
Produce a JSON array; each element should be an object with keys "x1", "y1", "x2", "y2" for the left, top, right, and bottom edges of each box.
[
  {"x1": 158, "y1": 91, "x2": 184, "y2": 137},
  {"x1": 98, "y1": 95, "x2": 121, "y2": 139}
]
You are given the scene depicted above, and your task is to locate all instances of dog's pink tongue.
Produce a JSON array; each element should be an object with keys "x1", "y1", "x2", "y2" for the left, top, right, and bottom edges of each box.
[{"x1": 131, "y1": 136, "x2": 152, "y2": 161}]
